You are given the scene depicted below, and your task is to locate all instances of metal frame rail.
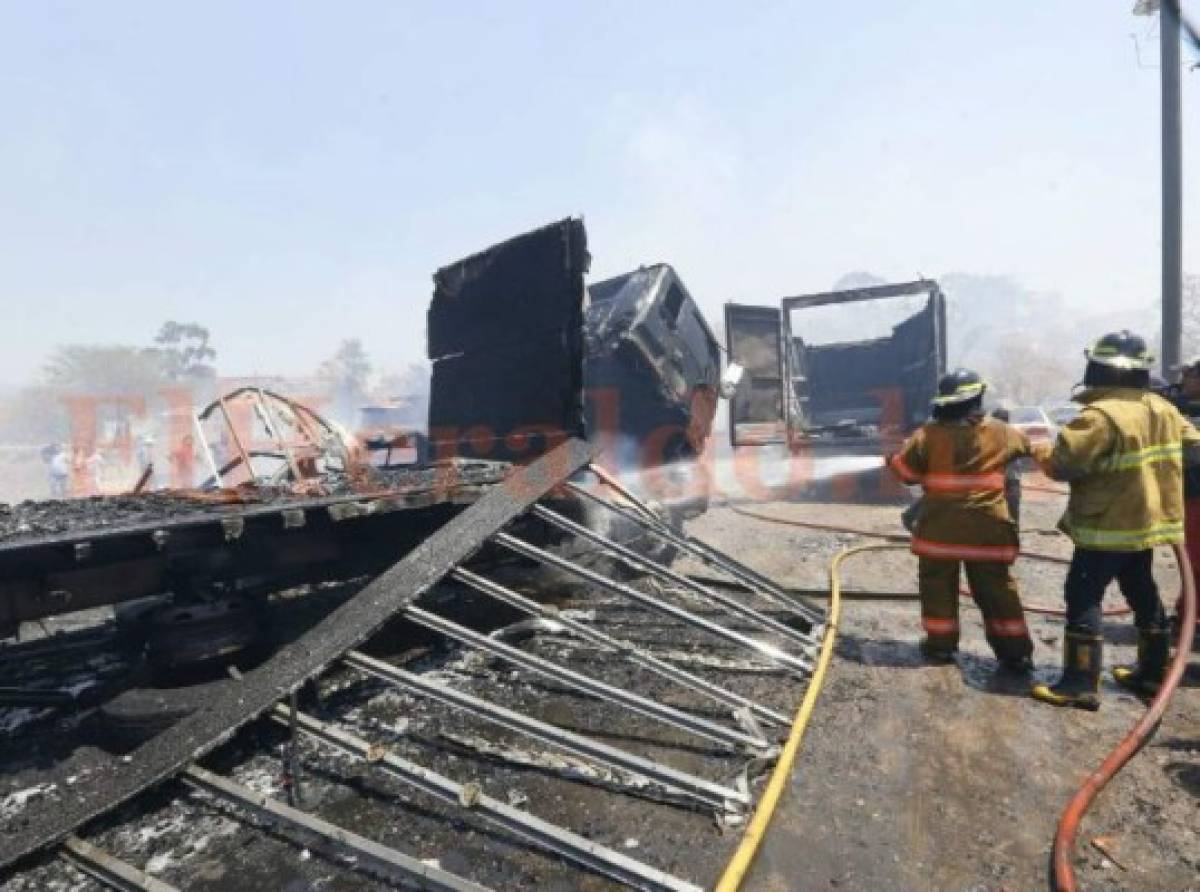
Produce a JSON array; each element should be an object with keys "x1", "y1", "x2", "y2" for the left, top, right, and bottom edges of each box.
[{"x1": 1, "y1": 440, "x2": 830, "y2": 892}]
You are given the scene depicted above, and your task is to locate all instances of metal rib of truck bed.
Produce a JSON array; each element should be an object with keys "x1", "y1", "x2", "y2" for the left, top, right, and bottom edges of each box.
[{"x1": 0, "y1": 439, "x2": 593, "y2": 873}]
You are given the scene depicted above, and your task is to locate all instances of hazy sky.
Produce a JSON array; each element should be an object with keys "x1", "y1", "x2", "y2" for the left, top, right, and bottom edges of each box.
[{"x1": 1, "y1": 1, "x2": 1197, "y2": 384}]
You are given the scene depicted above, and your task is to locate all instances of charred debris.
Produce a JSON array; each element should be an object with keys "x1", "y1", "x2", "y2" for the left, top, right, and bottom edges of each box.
[
  {"x1": 725, "y1": 279, "x2": 946, "y2": 451},
  {"x1": 0, "y1": 218, "x2": 942, "y2": 652},
  {"x1": 0, "y1": 218, "x2": 723, "y2": 653},
  {"x1": 0, "y1": 219, "x2": 943, "y2": 891}
]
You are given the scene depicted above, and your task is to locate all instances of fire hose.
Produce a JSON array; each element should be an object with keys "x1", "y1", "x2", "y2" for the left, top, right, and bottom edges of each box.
[
  {"x1": 725, "y1": 503, "x2": 1133, "y2": 618},
  {"x1": 714, "y1": 531, "x2": 1196, "y2": 891},
  {"x1": 1051, "y1": 541, "x2": 1196, "y2": 891},
  {"x1": 589, "y1": 469, "x2": 1192, "y2": 888},
  {"x1": 715, "y1": 540, "x2": 890, "y2": 891}
]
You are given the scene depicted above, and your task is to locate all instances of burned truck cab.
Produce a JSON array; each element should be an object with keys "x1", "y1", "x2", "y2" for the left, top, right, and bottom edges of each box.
[
  {"x1": 585, "y1": 265, "x2": 720, "y2": 468},
  {"x1": 426, "y1": 221, "x2": 720, "y2": 542}
]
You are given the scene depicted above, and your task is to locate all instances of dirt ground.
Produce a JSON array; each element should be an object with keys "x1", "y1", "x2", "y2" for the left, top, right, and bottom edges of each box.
[{"x1": 684, "y1": 492, "x2": 1200, "y2": 892}]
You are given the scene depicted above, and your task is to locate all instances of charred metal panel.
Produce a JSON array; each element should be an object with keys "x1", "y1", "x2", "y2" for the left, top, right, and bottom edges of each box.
[
  {"x1": 585, "y1": 265, "x2": 720, "y2": 463},
  {"x1": 802, "y1": 336, "x2": 897, "y2": 426},
  {"x1": 784, "y1": 281, "x2": 945, "y2": 437},
  {"x1": 427, "y1": 219, "x2": 589, "y2": 463},
  {"x1": 724, "y1": 303, "x2": 788, "y2": 446}
]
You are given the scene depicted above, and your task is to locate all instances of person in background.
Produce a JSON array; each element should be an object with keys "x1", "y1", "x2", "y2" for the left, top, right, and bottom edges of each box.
[
  {"x1": 887, "y1": 369, "x2": 1036, "y2": 671},
  {"x1": 1032, "y1": 331, "x2": 1200, "y2": 710},
  {"x1": 85, "y1": 448, "x2": 105, "y2": 494},
  {"x1": 47, "y1": 444, "x2": 70, "y2": 498},
  {"x1": 1153, "y1": 359, "x2": 1200, "y2": 649}
]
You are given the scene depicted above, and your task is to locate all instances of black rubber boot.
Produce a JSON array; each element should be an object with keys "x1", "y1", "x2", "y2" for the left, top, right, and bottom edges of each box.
[
  {"x1": 919, "y1": 638, "x2": 956, "y2": 664},
  {"x1": 1031, "y1": 631, "x2": 1102, "y2": 711},
  {"x1": 1112, "y1": 627, "x2": 1171, "y2": 696},
  {"x1": 999, "y1": 656, "x2": 1034, "y2": 674}
]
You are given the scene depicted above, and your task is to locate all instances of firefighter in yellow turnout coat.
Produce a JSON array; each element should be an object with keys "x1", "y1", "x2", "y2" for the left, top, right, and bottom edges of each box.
[
  {"x1": 1033, "y1": 331, "x2": 1200, "y2": 710},
  {"x1": 889, "y1": 369, "x2": 1035, "y2": 668}
]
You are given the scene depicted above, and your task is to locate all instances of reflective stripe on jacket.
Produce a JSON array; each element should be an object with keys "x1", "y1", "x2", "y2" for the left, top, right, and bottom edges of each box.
[
  {"x1": 1046, "y1": 388, "x2": 1200, "y2": 551},
  {"x1": 888, "y1": 415, "x2": 1031, "y2": 563}
]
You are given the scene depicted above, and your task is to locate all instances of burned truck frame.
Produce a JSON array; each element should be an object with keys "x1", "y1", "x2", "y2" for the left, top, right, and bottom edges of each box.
[
  {"x1": 726, "y1": 279, "x2": 947, "y2": 450},
  {"x1": 1, "y1": 219, "x2": 722, "y2": 646}
]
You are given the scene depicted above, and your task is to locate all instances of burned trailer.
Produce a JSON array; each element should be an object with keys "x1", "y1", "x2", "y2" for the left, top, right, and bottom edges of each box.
[
  {"x1": 726, "y1": 279, "x2": 947, "y2": 451},
  {"x1": 1, "y1": 219, "x2": 722, "y2": 658},
  {"x1": 0, "y1": 462, "x2": 513, "y2": 645}
]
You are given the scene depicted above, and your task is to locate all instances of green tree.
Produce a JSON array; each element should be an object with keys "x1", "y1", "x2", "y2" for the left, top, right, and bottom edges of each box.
[{"x1": 153, "y1": 321, "x2": 217, "y2": 379}]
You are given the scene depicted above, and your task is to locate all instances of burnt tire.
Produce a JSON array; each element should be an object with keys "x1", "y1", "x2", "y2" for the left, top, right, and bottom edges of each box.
[
  {"x1": 98, "y1": 688, "x2": 197, "y2": 752},
  {"x1": 144, "y1": 598, "x2": 260, "y2": 670},
  {"x1": 97, "y1": 679, "x2": 229, "y2": 752},
  {"x1": 113, "y1": 596, "x2": 170, "y2": 656}
]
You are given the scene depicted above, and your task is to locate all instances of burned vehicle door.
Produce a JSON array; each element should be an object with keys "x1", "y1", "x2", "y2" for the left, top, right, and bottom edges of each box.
[
  {"x1": 585, "y1": 265, "x2": 720, "y2": 465},
  {"x1": 724, "y1": 303, "x2": 790, "y2": 446}
]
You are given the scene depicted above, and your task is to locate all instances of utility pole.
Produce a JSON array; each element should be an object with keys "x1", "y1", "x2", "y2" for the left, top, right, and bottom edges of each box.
[{"x1": 1160, "y1": 0, "x2": 1184, "y2": 378}]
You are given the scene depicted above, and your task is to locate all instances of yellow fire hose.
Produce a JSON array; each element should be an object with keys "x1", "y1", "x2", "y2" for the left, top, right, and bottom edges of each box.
[{"x1": 715, "y1": 542, "x2": 904, "y2": 891}]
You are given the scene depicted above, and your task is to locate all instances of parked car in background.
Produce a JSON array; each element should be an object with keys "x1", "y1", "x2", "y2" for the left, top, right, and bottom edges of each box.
[
  {"x1": 1009, "y1": 405, "x2": 1056, "y2": 445},
  {"x1": 1046, "y1": 403, "x2": 1080, "y2": 428}
]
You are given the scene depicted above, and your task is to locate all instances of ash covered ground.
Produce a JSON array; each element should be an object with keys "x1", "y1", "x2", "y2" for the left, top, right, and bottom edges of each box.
[{"x1": 0, "y1": 525, "x2": 808, "y2": 890}]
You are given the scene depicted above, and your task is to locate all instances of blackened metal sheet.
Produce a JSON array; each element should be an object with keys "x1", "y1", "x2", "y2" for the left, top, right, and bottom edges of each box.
[
  {"x1": 783, "y1": 279, "x2": 946, "y2": 436},
  {"x1": 427, "y1": 219, "x2": 588, "y2": 461},
  {"x1": 724, "y1": 303, "x2": 787, "y2": 446},
  {"x1": 0, "y1": 438, "x2": 594, "y2": 874}
]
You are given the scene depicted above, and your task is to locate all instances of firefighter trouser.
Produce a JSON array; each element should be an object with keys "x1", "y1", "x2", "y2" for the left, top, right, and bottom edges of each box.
[
  {"x1": 918, "y1": 558, "x2": 1033, "y2": 660},
  {"x1": 1064, "y1": 548, "x2": 1165, "y2": 636}
]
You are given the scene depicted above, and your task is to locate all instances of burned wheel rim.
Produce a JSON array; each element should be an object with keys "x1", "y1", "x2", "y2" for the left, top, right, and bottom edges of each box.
[{"x1": 144, "y1": 598, "x2": 260, "y2": 669}]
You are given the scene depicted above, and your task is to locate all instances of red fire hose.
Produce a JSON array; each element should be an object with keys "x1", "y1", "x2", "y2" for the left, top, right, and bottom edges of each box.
[
  {"x1": 725, "y1": 503, "x2": 1133, "y2": 618},
  {"x1": 1051, "y1": 541, "x2": 1196, "y2": 890}
]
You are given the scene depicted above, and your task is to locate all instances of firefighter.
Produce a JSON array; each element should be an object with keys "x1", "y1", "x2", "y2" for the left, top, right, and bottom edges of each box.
[
  {"x1": 887, "y1": 369, "x2": 1035, "y2": 669},
  {"x1": 1031, "y1": 331, "x2": 1200, "y2": 710}
]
